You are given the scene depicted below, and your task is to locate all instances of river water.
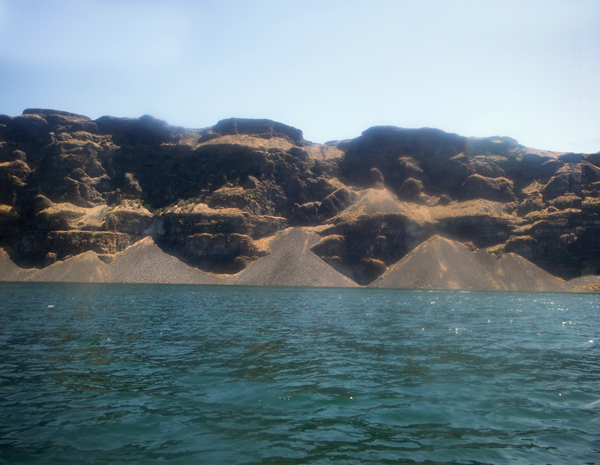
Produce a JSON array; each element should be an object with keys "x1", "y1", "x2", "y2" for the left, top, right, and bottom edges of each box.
[{"x1": 0, "y1": 283, "x2": 599, "y2": 464}]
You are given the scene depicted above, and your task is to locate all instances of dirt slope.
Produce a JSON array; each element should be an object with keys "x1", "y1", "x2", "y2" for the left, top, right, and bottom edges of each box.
[
  {"x1": 232, "y1": 228, "x2": 357, "y2": 287},
  {"x1": 371, "y1": 236, "x2": 569, "y2": 292},
  {"x1": 106, "y1": 237, "x2": 220, "y2": 285},
  {"x1": 27, "y1": 251, "x2": 110, "y2": 283}
]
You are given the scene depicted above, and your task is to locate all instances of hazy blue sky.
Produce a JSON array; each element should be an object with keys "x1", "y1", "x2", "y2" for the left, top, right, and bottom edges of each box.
[{"x1": 1, "y1": 0, "x2": 598, "y2": 153}]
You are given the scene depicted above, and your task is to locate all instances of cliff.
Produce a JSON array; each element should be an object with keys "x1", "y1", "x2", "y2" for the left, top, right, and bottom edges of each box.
[{"x1": 1, "y1": 108, "x2": 599, "y2": 291}]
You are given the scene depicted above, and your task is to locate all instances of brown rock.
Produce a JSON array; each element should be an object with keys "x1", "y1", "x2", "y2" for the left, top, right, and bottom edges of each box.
[
  {"x1": 437, "y1": 194, "x2": 452, "y2": 206},
  {"x1": 542, "y1": 164, "x2": 582, "y2": 201},
  {"x1": 549, "y1": 194, "x2": 582, "y2": 210},
  {"x1": 33, "y1": 195, "x2": 53, "y2": 213},
  {"x1": 0, "y1": 159, "x2": 31, "y2": 205},
  {"x1": 183, "y1": 232, "x2": 261, "y2": 273},
  {"x1": 5, "y1": 113, "x2": 51, "y2": 144},
  {"x1": 34, "y1": 203, "x2": 86, "y2": 230},
  {"x1": 583, "y1": 152, "x2": 600, "y2": 167},
  {"x1": 504, "y1": 206, "x2": 598, "y2": 279},
  {"x1": 398, "y1": 178, "x2": 424, "y2": 200},
  {"x1": 318, "y1": 188, "x2": 357, "y2": 218},
  {"x1": 432, "y1": 200, "x2": 517, "y2": 247},
  {"x1": 313, "y1": 210, "x2": 432, "y2": 284},
  {"x1": 48, "y1": 231, "x2": 132, "y2": 260},
  {"x1": 1, "y1": 109, "x2": 598, "y2": 284},
  {"x1": 103, "y1": 204, "x2": 153, "y2": 235},
  {"x1": 473, "y1": 155, "x2": 506, "y2": 178},
  {"x1": 461, "y1": 174, "x2": 516, "y2": 203},
  {"x1": 517, "y1": 194, "x2": 545, "y2": 216},
  {"x1": 582, "y1": 161, "x2": 600, "y2": 186},
  {"x1": 213, "y1": 118, "x2": 304, "y2": 145}
]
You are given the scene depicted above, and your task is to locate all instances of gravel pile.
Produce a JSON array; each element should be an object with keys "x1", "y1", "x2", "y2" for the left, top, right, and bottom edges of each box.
[
  {"x1": 371, "y1": 236, "x2": 569, "y2": 292},
  {"x1": 106, "y1": 237, "x2": 220, "y2": 285},
  {"x1": 232, "y1": 228, "x2": 357, "y2": 288}
]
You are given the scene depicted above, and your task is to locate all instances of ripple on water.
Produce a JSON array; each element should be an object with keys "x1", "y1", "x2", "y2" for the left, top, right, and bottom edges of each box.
[{"x1": 0, "y1": 283, "x2": 599, "y2": 463}]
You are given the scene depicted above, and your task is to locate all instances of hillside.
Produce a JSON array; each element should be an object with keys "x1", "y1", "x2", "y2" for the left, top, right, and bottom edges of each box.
[{"x1": 1, "y1": 109, "x2": 599, "y2": 290}]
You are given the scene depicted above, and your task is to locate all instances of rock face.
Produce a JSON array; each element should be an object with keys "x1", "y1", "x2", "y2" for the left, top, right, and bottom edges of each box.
[
  {"x1": 0, "y1": 108, "x2": 599, "y2": 287},
  {"x1": 461, "y1": 174, "x2": 516, "y2": 203}
]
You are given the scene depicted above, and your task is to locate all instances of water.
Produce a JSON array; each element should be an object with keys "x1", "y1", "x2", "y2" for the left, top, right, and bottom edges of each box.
[{"x1": 0, "y1": 283, "x2": 599, "y2": 464}]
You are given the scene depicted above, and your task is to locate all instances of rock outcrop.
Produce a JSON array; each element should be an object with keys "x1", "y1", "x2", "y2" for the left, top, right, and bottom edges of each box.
[{"x1": 0, "y1": 108, "x2": 599, "y2": 289}]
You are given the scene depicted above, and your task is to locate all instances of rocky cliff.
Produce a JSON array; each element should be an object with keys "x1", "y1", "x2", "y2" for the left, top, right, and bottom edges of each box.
[{"x1": 1, "y1": 108, "x2": 599, "y2": 287}]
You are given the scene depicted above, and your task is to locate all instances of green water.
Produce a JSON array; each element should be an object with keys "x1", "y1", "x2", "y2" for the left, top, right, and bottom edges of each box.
[{"x1": 0, "y1": 283, "x2": 599, "y2": 464}]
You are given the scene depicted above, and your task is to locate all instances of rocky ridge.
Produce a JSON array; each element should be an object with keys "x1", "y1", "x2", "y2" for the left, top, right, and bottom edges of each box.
[{"x1": 1, "y1": 109, "x2": 599, "y2": 289}]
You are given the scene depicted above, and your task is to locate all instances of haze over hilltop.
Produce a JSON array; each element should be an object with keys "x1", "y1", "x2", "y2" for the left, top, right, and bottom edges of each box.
[{"x1": 0, "y1": 1, "x2": 598, "y2": 154}]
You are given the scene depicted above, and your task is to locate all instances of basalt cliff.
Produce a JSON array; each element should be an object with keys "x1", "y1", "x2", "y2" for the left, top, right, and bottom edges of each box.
[{"x1": 1, "y1": 109, "x2": 599, "y2": 291}]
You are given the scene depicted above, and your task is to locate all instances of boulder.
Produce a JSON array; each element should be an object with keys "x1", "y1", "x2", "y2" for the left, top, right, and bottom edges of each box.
[
  {"x1": 437, "y1": 194, "x2": 452, "y2": 206},
  {"x1": 396, "y1": 157, "x2": 425, "y2": 179},
  {"x1": 398, "y1": 177, "x2": 424, "y2": 200},
  {"x1": 33, "y1": 194, "x2": 54, "y2": 213},
  {"x1": 310, "y1": 234, "x2": 346, "y2": 259}
]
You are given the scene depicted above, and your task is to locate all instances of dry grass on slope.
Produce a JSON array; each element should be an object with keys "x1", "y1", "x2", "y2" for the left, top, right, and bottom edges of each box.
[{"x1": 329, "y1": 188, "x2": 432, "y2": 225}]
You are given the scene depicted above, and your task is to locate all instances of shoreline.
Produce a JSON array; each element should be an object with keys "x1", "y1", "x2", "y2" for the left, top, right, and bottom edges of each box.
[{"x1": 2, "y1": 231, "x2": 598, "y2": 293}]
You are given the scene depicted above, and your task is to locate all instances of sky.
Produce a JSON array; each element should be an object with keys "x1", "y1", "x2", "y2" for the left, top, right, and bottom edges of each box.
[{"x1": 0, "y1": 0, "x2": 599, "y2": 153}]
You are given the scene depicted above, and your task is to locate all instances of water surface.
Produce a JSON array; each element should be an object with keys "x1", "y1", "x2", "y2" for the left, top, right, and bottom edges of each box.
[{"x1": 0, "y1": 283, "x2": 599, "y2": 464}]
